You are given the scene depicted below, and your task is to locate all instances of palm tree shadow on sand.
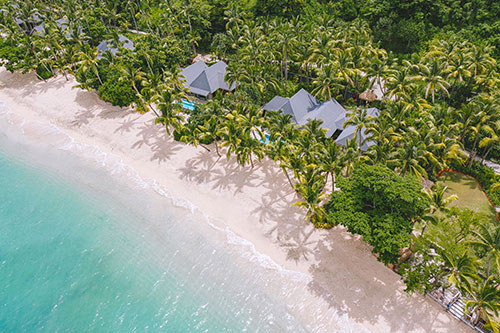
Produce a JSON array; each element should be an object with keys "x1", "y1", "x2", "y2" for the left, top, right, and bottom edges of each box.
[{"x1": 130, "y1": 119, "x2": 183, "y2": 163}]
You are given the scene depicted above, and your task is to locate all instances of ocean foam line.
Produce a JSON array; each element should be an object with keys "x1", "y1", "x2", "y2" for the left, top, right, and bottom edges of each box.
[
  {"x1": 0, "y1": 102, "x2": 363, "y2": 332},
  {"x1": 0, "y1": 101, "x2": 310, "y2": 280}
]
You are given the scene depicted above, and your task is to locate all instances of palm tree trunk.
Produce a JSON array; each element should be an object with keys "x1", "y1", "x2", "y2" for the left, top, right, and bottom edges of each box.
[
  {"x1": 130, "y1": 7, "x2": 138, "y2": 31},
  {"x1": 200, "y1": 143, "x2": 211, "y2": 151},
  {"x1": 467, "y1": 134, "x2": 481, "y2": 167},
  {"x1": 214, "y1": 139, "x2": 221, "y2": 157},
  {"x1": 481, "y1": 144, "x2": 494, "y2": 163},
  {"x1": 487, "y1": 253, "x2": 492, "y2": 278},
  {"x1": 282, "y1": 167, "x2": 295, "y2": 190},
  {"x1": 331, "y1": 172, "x2": 335, "y2": 193}
]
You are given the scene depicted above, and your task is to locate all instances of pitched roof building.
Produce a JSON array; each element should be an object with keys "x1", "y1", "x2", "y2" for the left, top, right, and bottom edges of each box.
[
  {"x1": 263, "y1": 89, "x2": 347, "y2": 138},
  {"x1": 179, "y1": 60, "x2": 236, "y2": 98},
  {"x1": 32, "y1": 19, "x2": 73, "y2": 37},
  {"x1": 97, "y1": 35, "x2": 134, "y2": 59},
  {"x1": 335, "y1": 107, "x2": 380, "y2": 151}
]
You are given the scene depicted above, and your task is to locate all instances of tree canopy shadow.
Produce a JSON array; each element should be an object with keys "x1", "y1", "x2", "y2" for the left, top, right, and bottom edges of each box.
[{"x1": 130, "y1": 119, "x2": 183, "y2": 163}]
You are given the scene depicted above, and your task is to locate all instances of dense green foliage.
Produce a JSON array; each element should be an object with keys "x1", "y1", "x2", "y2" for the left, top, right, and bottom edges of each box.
[{"x1": 327, "y1": 164, "x2": 427, "y2": 264}]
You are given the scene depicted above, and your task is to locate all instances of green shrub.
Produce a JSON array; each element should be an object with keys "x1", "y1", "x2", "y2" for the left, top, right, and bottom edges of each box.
[
  {"x1": 98, "y1": 80, "x2": 136, "y2": 107},
  {"x1": 35, "y1": 65, "x2": 53, "y2": 80},
  {"x1": 326, "y1": 164, "x2": 428, "y2": 264}
]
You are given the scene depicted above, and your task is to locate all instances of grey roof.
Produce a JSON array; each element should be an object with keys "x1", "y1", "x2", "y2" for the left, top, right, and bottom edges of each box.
[
  {"x1": 97, "y1": 35, "x2": 134, "y2": 59},
  {"x1": 34, "y1": 19, "x2": 70, "y2": 35},
  {"x1": 297, "y1": 99, "x2": 347, "y2": 137},
  {"x1": 262, "y1": 89, "x2": 347, "y2": 137},
  {"x1": 32, "y1": 22, "x2": 44, "y2": 35},
  {"x1": 180, "y1": 60, "x2": 235, "y2": 97},
  {"x1": 335, "y1": 107, "x2": 380, "y2": 151},
  {"x1": 180, "y1": 60, "x2": 207, "y2": 86},
  {"x1": 262, "y1": 96, "x2": 289, "y2": 112},
  {"x1": 263, "y1": 89, "x2": 319, "y2": 122}
]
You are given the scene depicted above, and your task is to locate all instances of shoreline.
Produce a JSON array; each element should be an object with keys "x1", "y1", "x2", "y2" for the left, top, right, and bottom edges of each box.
[{"x1": 0, "y1": 68, "x2": 470, "y2": 332}]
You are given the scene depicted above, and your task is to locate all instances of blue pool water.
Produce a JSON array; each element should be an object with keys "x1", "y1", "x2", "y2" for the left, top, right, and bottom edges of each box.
[{"x1": 181, "y1": 99, "x2": 195, "y2": 111}]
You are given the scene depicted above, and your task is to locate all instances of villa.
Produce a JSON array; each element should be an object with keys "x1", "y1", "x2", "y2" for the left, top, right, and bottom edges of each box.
[
  {"x1": 32, "y1": 18, "x2": 75, "y2": 37},
  {"x1": 179, "y1": 60, "x2": 236, "y2": 99},
  {"x1": 97, "y1": 35, "x2": 135, "y2": 59},
  {"x1": 263, "y1": 89, "x2": 348, "y2": 138},
  {"x1": 263, "y1": 89, "x2": 379, "y2": 150}
]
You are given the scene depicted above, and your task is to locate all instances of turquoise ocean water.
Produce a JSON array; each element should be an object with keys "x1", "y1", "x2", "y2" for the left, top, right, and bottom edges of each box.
[{"x1": 0, "y1": 102, "x2": 360, "y2": 332}]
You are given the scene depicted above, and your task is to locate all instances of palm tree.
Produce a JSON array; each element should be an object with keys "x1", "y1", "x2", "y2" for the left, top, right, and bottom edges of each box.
[
  {"x1": 294, "y1": 165, "x2": 327, "y2": 225},
  {"x1": 311, "y1": 64, "x2": 341, "y2": 100},
  {"x1": 420, "y1": 185, "x2": 458, "y2": 234},
  {"x1": 75, "y1": 46, "x2": 102, "y2": 85},
  {"x1": 366, "y1": 55, "x2": 390, "y2": 98},
  {"x1": 469, "y1": 225, "x2": 500, "y2": 279},
  {"x1": 386, "y1": 60, "x2": 415, "y2": 101},
  {"x1": 425, "y1": 185, "x2": 459, "y2": 214},
  {"x1": 415, "y1": 60, "x2": 450, "y2": 104},
  {"x1": 198, "y1": 113, "x2": 223, "y2": 157},
  {"x1": 155, "y1": 89, "x2": 185, "y2": 135},
  {"x1": 479, "y1": 121, "x2": 500, "y2": 163},
  {"x1": 320, "y1": 140, "x2": 342, "y2": 193},
  {"x1": 464, "y1": 276, "x2": 500, "y2": 329},
  {"x1": 344, "y1": 108, "x2": 374, "y2": 147},
  {"x1": 440, "y1": 249, "x2": 478, "y2": 293},
  {"x1": 387, "y1": 134, "x2": 435, "y2": 179}
]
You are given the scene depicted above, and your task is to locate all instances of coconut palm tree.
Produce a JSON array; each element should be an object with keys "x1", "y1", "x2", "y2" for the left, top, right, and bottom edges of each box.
[
  {"x1": 415, "y1": 60, "x2": 450, "y2": 104},
  {"x1": 420, "y1": 185, "x2": 459, "y2": 234},
  {"x1": 75, "y1": 46, "x2": 102, "y2": 85},
  {"x1": 294, "y1": 165, "x2": 327, "y2": 225},
  {"x1": 311, "y1": 64, "x2": 341, "y2": 101},
  {"x1": 155, "y1": 89, "x2": 185, "y2": 135},
  {"x1": 386, "y1": 60, "x2": 416, "y2": 101},
  {"x1": 469, "y1": 225, "x2": 500, "y2": 279},
  {"x1": 344, "y1": 108, "x2": 374, "y2": 147},
  {"x1": 320, "y1": 140, "x2": 342, "y2": 193},
  {"x1": 479, "y1": 121, "x2": 500, "y2": 163},
  {"x1": 440, "y1": 249, "x2": 478, "y2": 293},
  {"x1": 463, "y1": 276, "x2": 500, "y2": 329}
]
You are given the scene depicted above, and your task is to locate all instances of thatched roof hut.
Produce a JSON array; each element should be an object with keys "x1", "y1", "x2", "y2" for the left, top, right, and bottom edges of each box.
[{"x1": 359, "y1": 89, "x2": 377, "y2": 102}]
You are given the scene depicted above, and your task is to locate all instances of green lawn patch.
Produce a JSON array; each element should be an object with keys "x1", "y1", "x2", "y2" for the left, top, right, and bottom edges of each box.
[{"x1": 437, "y1": 171, "x2": 497, "y2": 223}]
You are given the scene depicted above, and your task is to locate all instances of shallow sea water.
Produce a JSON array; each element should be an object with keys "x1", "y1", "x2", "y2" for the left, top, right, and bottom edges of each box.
[{"x1": 0, "y1": 102, "x2": 361, "y2": 332}]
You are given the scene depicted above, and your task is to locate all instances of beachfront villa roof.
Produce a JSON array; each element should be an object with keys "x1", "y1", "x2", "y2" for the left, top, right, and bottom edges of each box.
[
  {"x1": 335, "y1": 107, "x2": 380, "y2": 151},
  {"x1": 32, "y1": 19, "x2": 72, "y2": 37},
  {"x1": 97, "y1": 35, "x2": 134, "y2": 59},
  {"x1": 263, "y1": 89, "x2": 347, "y2": 137},
  {"x1": 180, "y1": 60, "x2": 236, "y2": 97},
  {"x1": 180, "y1": 60, "x2": 207, "y2": 86}
]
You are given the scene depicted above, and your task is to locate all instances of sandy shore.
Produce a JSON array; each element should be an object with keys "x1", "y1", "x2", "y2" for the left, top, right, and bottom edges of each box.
[{"x1": 0, "y1": 68, "x2": 470, "y2": 332}]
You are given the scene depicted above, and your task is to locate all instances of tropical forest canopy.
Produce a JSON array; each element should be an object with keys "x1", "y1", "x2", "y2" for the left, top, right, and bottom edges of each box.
[{"x1": 1, "y1": 0, "x2": 500, "y2": 329}]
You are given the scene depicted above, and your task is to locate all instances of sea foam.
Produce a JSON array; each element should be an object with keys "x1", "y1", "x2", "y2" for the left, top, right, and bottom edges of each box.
[{"x1": 0, "y1": 100, "x2": 368, "y2": 332}]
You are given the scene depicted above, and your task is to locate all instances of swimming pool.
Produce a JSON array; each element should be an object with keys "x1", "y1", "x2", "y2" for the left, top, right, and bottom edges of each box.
[
  {"x1": 181, "y1": 99, "x2": 195, "y2": 111},
  {"x1": 259, "y1": 133, "x2": 270, "y2": 144}
]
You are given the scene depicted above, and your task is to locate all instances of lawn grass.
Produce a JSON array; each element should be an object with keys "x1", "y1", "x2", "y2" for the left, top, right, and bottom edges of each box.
[{"x1": 437, "y1": 171, "x2": 498, "y2": 223}]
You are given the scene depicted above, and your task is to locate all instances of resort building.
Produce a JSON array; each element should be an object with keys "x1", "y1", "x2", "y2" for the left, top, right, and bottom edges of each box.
[
  {"x1": 263, "y1": 88, "x2": 348, "y2": 138},
  {"x1": 263, "y1": 89, "x2": 380, "y2": 150},
  {"x1": 97, "y1": 35, "x2": 134, "y2": 59},
  {"x1": 336, "y1": 107, "x2": 380, "y2": 151},
  {"x1": 179, "y1": 60, "x2": 236, "y2": 99},
  {"x1": 32, "y1": 18, "x2": 73, "y2": 37}
]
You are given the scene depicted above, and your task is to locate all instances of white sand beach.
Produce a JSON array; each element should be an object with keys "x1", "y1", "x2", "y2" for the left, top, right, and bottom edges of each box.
[{"x1": 0, "y1": 67, "x2": 471, "y2": 332}]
